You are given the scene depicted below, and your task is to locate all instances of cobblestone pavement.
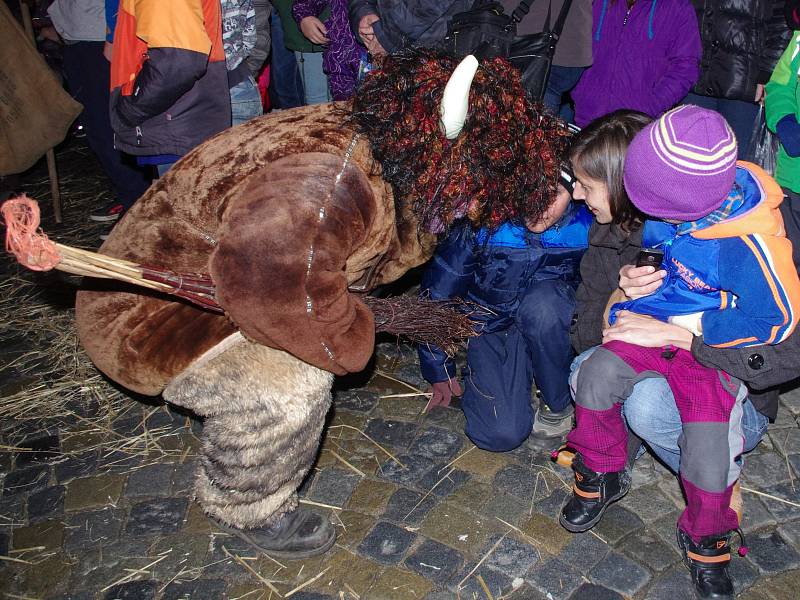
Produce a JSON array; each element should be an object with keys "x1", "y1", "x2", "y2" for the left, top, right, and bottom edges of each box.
[{"x1": 1, "y1": 143, "x2": 800, "y2": 600}]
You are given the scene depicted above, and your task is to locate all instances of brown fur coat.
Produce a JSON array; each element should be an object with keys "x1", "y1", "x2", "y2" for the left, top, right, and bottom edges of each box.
[{"x1": 75, "y1": 103, "x2": 435, "y2": 395}]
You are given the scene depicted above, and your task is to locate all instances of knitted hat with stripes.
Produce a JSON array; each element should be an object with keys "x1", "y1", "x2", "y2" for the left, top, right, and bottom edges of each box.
[{"x1": 623, "y1": 105, "x2": 738, "y2": 221}]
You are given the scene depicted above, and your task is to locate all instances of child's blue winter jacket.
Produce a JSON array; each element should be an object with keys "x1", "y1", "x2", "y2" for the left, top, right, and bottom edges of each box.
[{"x1": 419, "y1": 203, "x2": 592, "y2": 383}]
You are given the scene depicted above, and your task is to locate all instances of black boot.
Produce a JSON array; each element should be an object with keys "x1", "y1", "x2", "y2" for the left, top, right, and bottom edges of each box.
[
  {"x1": 214, "y1": 507, "x2": 336, "y2": 559},
  {"x1": 559, "y1": 452, "x2": 630, "y2": 533},
  {"x1": 677, "y1": 527, "x2": 747, "y2": 599}
]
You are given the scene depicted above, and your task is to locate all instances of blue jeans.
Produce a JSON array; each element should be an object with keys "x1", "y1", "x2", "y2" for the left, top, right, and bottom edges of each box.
[
  {"x1": 571, "y1": 347, "x2": 769, "y2": 473},
  {"x1": 230, "y1": 76, "x2": 263, "y2": 126},
  {"x1": 295, "y1": 51, "x2": 329, "y2": 105},
  {"x1": 684, "y1": 93, "x2": 760, "y2": 159},
  {"x1": 544, "y1": 65, "x2": 585, "y2": 122},
  {"x1": 269, "y1": 12, "x2": 304, "y2": 109}
]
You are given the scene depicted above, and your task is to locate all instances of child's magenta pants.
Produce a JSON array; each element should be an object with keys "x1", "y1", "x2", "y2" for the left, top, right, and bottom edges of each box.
[{"x1": 567, "y1": 341, "x2": 746, "y2": 541}]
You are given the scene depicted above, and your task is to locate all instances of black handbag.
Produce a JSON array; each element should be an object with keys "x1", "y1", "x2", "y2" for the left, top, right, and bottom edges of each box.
[
  {"x1": 445, "y1": 0, "x2": 574, "y2": 101},
  {"x1": 508, "y1": 0, "x2": 573, "y2": 101},
  {"x1": 445, "y1": 1, "x2": 517, "y2": 59}
]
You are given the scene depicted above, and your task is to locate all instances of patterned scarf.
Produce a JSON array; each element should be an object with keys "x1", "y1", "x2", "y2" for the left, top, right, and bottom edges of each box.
[{"x1": 676, "y1": 184, "x2": 743, "y2": 236}]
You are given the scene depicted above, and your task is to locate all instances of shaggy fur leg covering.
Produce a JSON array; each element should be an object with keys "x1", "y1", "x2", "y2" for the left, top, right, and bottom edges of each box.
[{"x1": 164, "y1": 339, "x2": 333, "y2": 529}]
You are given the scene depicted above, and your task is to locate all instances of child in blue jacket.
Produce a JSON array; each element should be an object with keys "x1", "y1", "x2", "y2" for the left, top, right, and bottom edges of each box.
[{"x1": 419, "y1": 168, "x2": 592, "y2": 451}]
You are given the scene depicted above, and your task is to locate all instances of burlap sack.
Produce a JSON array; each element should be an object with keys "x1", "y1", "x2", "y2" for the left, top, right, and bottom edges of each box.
[{"x1": 0, "y1": 2, "x2": 81, "y2": 175}]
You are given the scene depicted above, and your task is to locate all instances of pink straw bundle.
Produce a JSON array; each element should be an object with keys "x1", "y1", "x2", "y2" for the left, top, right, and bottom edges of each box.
[{"x1": 2, "y1": 196, "x2": 223, "y2": 311}]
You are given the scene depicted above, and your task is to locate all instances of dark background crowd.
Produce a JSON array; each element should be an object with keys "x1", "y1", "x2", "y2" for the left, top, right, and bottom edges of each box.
[{"x1": 0, "y1": 1, "x2": 795, "y2": 233}]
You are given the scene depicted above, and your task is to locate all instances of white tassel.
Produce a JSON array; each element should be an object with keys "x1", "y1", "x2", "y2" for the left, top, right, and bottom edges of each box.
[{"x1": 439, "y1": 55, "x2": 479, "y2": 140}]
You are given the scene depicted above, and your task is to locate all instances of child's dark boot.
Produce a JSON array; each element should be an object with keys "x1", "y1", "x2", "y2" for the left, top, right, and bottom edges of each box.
[
  {"x1": 559, "y1": 452, "x2": 630, "y2": 532},
  {"x1": 677, "y1": 527, "x2": 747, "y2": 599}
]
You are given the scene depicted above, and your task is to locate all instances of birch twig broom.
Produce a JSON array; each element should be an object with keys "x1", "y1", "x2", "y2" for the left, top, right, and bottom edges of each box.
[{"x1": 2, "y1": 196, "x2": 479, "y2": 355}]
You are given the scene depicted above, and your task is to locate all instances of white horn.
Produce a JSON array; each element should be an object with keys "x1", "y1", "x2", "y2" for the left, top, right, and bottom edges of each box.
[{"x1": 439, "y1": 55, "x2": 479, "y2": 140}]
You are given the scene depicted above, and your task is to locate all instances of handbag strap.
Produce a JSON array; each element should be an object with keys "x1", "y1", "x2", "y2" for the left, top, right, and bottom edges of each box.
[
  {"x1": 511, "y1": 0, "x2": 536, "y2": 24},
  {"x1": 550, "y1": 0, "x2": 573, "y2": 40},
  {"x1": 512, "y1": 0, "x2": 573, "y2": 39}
]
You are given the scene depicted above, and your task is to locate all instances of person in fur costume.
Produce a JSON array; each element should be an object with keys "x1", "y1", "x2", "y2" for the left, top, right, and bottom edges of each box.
[{"x1": 15, "y1": 50, "x2": 571, "y2": 558}]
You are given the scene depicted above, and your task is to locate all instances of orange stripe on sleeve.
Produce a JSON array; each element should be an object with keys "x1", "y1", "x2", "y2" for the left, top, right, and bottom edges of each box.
[
  {"x1": 759, "y1": 235, "x2": 800, "y2": 338},
  {"x1": 713, "y1": 336, "x2": 759, "y2": 349},
  {"x1": 740, "y1": 236, "x2": 789, "y2": 344}
]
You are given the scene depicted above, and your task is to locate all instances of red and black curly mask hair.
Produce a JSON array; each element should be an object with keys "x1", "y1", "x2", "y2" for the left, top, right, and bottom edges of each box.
[{"x1": 349, "y1": 48, "x2": 572, "y2": 234}]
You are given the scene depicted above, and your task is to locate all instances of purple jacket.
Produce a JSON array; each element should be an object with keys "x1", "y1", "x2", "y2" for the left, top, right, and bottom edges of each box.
[
  {"x1": 572, "y1": 0, "x2": 701, "y2": 127},
  {"x1": 293, "y1": 0, "x2": 362, "y2": 100}
]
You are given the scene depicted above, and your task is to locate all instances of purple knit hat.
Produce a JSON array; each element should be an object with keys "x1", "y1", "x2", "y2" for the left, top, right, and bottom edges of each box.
[{"x1": 623, "y1": 105, "x2": 738, "y2": 221}]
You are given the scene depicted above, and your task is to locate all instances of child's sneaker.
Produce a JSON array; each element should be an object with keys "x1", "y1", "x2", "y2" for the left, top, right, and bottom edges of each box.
[
  {"x1": 559, "y1": 452, "x2": 630, "y2": 532},
  {"x1": 89, "y1": 201, "x2": 126, "y2": 222},
  {"x1": 531, "y1": 401, "x2": 574, "y2": 441},
  {"x1": 677, "y1": 527, "x2": 747, "y2": 599}
]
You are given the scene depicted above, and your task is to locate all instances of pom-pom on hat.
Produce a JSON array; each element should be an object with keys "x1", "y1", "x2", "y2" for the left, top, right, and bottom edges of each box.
[{"x1": 623, "y1": 105, "x2": 738, "y2": 222}]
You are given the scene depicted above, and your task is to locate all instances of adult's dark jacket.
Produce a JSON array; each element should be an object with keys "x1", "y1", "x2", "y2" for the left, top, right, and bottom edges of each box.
[
  {"x1": 348, "y1": 0, "x2": 593, "y2": 67},
  {"x1": 348, "y1": 0, "x2": 471, "y2": 53},
  {"x1": 571, "y1": 220, "x2": 800, "y2": 420},
  {"x1": 691, "y1": 0, "x2": 792, "y2": 101}
]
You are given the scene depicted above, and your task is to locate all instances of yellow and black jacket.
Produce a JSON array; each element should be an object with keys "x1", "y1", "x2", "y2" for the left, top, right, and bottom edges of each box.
[{"x1": 109, "y1": 0, "x2": 230, "y2": 156}]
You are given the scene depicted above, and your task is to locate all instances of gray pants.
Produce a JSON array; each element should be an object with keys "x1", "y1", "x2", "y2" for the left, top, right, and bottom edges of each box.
[{"x1": 164, "y1": 336, "x2": 333, "y2": 529}]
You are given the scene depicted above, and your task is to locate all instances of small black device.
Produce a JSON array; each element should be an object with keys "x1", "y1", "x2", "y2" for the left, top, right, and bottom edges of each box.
[{"x1": 636, "y1": 248, "x2": 664, "y2": 269}]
